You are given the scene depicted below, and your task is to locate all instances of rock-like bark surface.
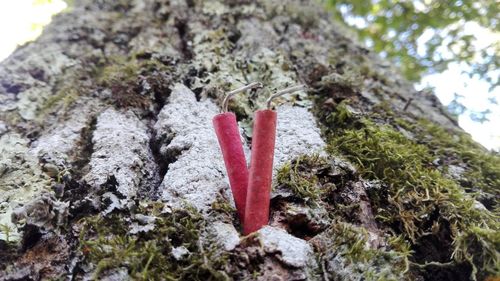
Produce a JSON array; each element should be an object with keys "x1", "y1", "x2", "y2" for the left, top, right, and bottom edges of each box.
[
  {"x1": 85, "y1": 108, "x2": 159, "y2": 198},
  {"x1": 156, "y1": 83, "x2": 229, "y2": 211},
  {"x1": 0, "y1": 0, "x2": 497, "y2": 280}
]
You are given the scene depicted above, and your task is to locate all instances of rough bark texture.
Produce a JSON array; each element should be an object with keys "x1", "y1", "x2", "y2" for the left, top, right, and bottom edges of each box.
[{"x1": 0, "y1": 0, "x2": 498, "y2": 280}]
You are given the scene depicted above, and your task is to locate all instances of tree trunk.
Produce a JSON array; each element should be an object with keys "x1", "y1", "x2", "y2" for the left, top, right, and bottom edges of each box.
[{"x1": 0, "y1": 0, "x2": 497, "y2": 280}]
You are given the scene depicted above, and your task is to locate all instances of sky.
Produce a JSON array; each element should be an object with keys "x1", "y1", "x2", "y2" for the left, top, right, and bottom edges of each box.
[
  {"x1": 417, "y1": 22, "x2": 500, "y2": 151},
  {"x1": 419, "y1": 63, "x2": 500, "y2": 151},
  {"x1": 0, "y1": 0, "x2": 67, "y2": 59},
  {"x1": 0, "y1": 0, "x2": 498, "y2": 151}
]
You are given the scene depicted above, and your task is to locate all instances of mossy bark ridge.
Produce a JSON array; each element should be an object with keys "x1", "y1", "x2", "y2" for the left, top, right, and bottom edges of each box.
[{"x1": 0, "y1": 0, "x2": 498, "y2": 280}]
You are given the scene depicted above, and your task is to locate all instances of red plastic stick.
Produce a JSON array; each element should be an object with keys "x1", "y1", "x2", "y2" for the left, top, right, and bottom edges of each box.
[
  {"x1": 243, "y1": 85, "x2": 306, "y2": 235},
  {"x1": 213, "y1": 82, "x2": 262, "y2": 222},
  {"x1": 243, "y1": 109, "x2": 277, "y2": 235},
  {"x1": 213, "y1": 112, "x2": 249, "y2": 221}
]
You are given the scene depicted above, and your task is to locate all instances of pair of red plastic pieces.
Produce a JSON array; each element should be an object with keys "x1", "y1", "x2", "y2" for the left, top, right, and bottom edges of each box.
[{"x1": 213, "y1": 82, "x2": 306, "y2": 235}]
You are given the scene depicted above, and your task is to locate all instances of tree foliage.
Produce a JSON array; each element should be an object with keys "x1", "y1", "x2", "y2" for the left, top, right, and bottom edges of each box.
[{"x1": 326, "y1": 0, "x2": 499, "y2": 89}]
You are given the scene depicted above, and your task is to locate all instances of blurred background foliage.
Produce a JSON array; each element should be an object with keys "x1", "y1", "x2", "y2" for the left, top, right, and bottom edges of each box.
[{"x1": 325, "y1": 0, "x2": 499, "y2": 90}]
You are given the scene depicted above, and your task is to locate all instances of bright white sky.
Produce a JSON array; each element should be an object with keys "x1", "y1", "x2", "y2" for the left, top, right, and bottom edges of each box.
[
  {"x1": 419, "y1": 63, "x2": 500, "y2": 151},
  {"x1": 0, "y1": 0, "x2": 498, "y2": 150},
  {"x1": 0, "y1": 0, "x2": 67, "y2": 59},
  {"x1": 417, "y1": 22, "x2": 500, "y2": 151}
]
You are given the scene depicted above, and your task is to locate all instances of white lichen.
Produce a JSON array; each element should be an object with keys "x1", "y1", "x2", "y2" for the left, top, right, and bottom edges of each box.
[
  {"x1": 0, "y1": 133, "x2": 50, "y2": 241},
  {"x1": 209, "y1": 221, "x2": 241, "y2": 251},
  {"x1": 30, "y1": 106, "x2": 93, "y2": 167},
  {"x1": 155, "y1": 84, "x2": 231, "y2": 212},
  {"x1": 274, "y1": 105, "x2": 326, "y2": 169},
  {"x1": 258, "y1": 226, "x2": 317, "y2": 269},
  {"x1": 11, "y1": 192, "x2": 69, "y2": 230},
  {"x1": 84, "y1": 108, "x2": 158, "y2": 198}
]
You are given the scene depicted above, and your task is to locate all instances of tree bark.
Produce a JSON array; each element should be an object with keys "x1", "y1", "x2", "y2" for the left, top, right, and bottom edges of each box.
[{"x1": 0, "y1": 0, "x2": 497, "y2": 280}]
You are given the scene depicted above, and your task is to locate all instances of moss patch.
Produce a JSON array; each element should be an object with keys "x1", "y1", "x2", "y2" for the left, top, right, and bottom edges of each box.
[
  {"x1": 374, "y1": 106, "x2": 499, "y2": 206},
  {"x1": 38, "y1": 87, "x2": 79, "y2": 117},
  {"x1": 321, "y1": 101, "x2": 499, "y2": 280},
  {"x1": 312, "y1": 221, "x2": 410, "y2": 281},
  {"x1": 96, "y1": 55, "x2": 174, "y2": 110},
  {"x1": 0, "y1": 224, "x2": 19, "y2": 272},
  {"x1": 210, "y1": 193, "x2": 237, "y2": 224},
  {"x1": 277, "y1": 154, "x2": 330, "y2": 202},
  {"x1": 412, "y1": 119, "x2": 499, "y2": 204},
  {"x1": 79, "y1": 203, "x2": 230, "y2": 280}
]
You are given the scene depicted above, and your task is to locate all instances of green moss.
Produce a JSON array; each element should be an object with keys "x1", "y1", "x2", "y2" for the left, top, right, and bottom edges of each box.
[
  {"x1": 79, "y1": 203, "x2": 230, "y2": 280},
  {"x1": 323, "y1": 107, "x2": 499, "y2": 279},
  {"x1": 374, "y1": 107, "x2": 499, "y2": 204},
  {"x1": 0, "y1": 224, "x2": 14, "y2": 243},
  {"x1": 36, "y1": 69, "x2": 85, "y2": 119},
  {"x1": 97, "y1": 58, "x2": 140, "y2": 86},
  {"x1": 38, "y1": 87, "x2": 79, "y2": 116},
  {"x1": 319, "y1": 68, "x2": 363, "y2": 94},
  {"x1": 452, "y1": 226, "x2": 500, "y2": 278},
  {"x1": 210, "y1": 194, "x2": 237, "y2": 223},
  {"x1": 95, "y1": 56, "x2": 173, "y2": 109},
  {"x1": 276, "y1": 154, "x2": 328, "y2": 202},
  {"x1": 416, "y1": 120, "x2": 500, "y2": 199},
  {"x1": 315, "y1": 221, "x2": 410, "y2": 281},
  {"x1": 324, "y1": 100, "x2": 354, "y2": 128}
]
